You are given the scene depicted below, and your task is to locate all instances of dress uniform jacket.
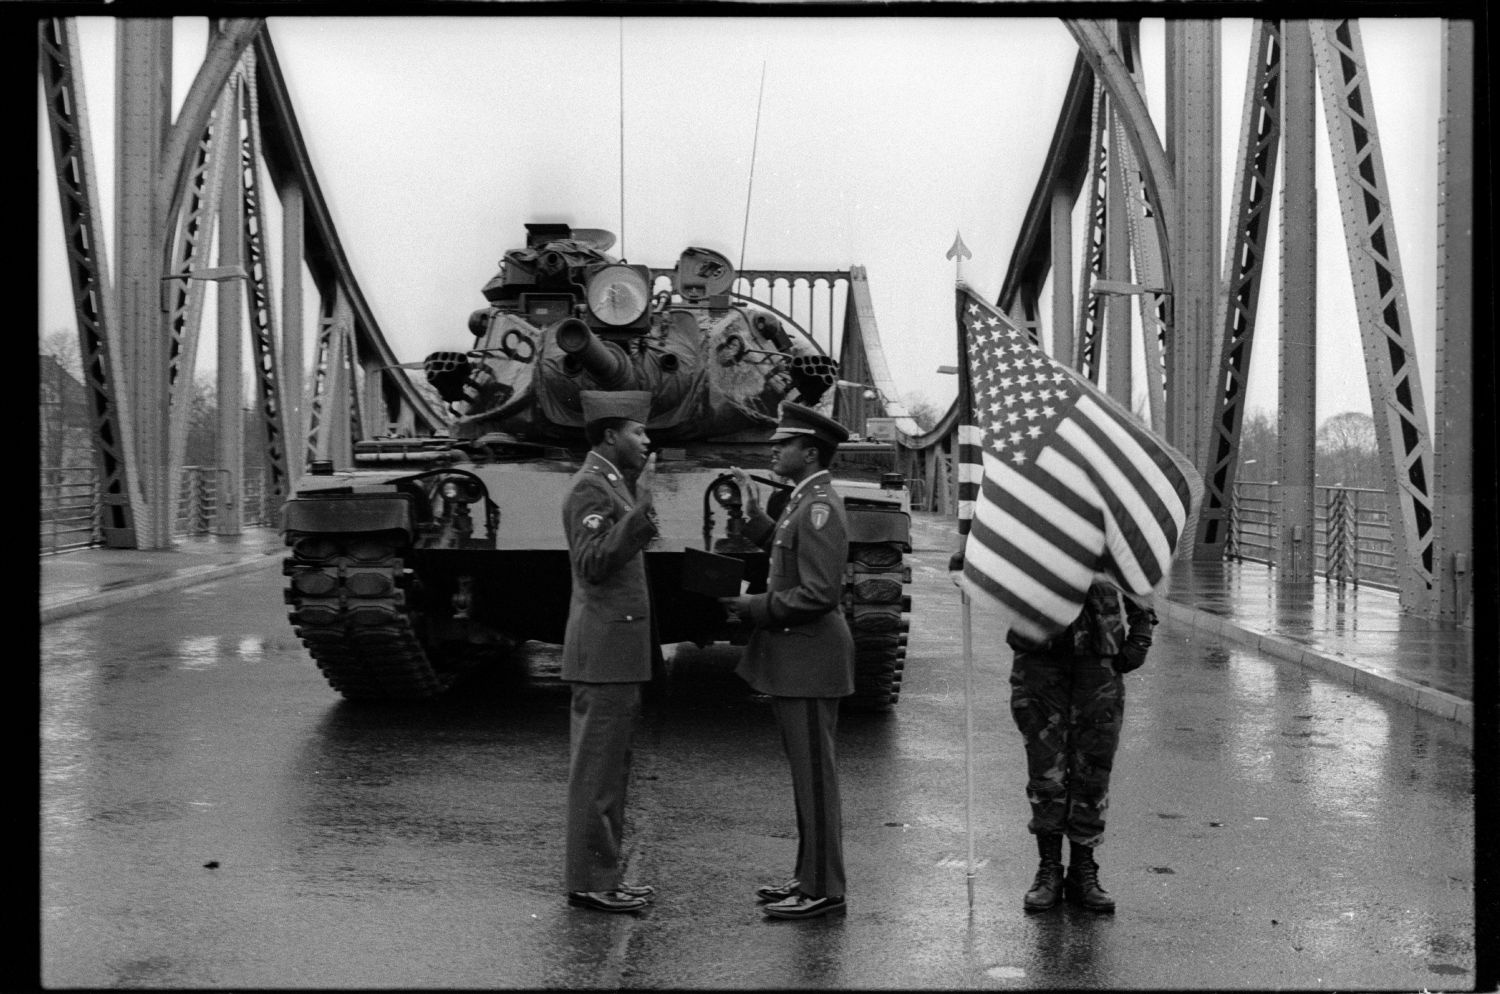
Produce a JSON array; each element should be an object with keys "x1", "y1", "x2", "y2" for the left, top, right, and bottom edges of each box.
[
  {"x1": 735, "y1": 469, "x2": 855, "y2": 698},
  {"x1": 561, "y1": 450, "x2": 657, "y2": 683}
]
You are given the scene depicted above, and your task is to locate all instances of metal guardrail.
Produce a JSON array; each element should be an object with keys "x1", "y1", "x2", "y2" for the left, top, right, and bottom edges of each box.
[
  {"x1": 40, "y1": 464, "x2": 278, "y2": 554},
  {"x1": 1226, "y1": 480, "x2": 1396, "y2": 589},
  {"x1": 39, "y1": 467, "x2": 102, "y2": 553}
]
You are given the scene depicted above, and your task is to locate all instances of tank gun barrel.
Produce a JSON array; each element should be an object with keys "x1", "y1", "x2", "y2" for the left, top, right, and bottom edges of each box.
[{"x1": 556, "y1": 318, "x2": 634, "y2": 389}]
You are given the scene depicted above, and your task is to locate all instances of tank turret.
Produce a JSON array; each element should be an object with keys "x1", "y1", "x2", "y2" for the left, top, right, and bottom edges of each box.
[{"x1": 425, "y1": 223, "x2": 831, "y2": 445}]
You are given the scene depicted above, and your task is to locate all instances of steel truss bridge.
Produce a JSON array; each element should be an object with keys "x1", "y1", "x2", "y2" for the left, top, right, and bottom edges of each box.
[{"x1": 40, "y1": 17, "x2": 1476, "y2": 621}]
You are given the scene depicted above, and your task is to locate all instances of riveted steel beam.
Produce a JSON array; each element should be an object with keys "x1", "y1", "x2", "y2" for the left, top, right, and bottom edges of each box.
[
  {"x1": 1195, "y1": 20, "x2": 1285, "y2": 559},
  {"x1": 215, "y1": 72, "x2": 245, "y2": 536},
  {"x1": 1074, "y1": 82, "x2": 1109, "y2": 382},
  {"x1": 1103, "y1": 113, "x2": 1134, "y2": 406},
  {"x1": 1278, "y1": 21, "x2": 1318, "y2": 580},
  {"x1": 238, "y1": 53, "x2": 291, "y2": 507},
  {"x1": 307, "y1": 289, "x2": 351, "y2": 467},
  {"x1": 162, "y1": 82, "x2": 231, "y2": 540},
  {"x1": 115, "y1": 18, "x2": 174, "y2": 548},
  {"x1": 39, "y1": 17, "x2": 140, "y2": 548},
  {"x1": 1166, "y1": 20, "x2": 1220, "y2": 476},
  {"x1": 1432, "y1": 19, "x2": 1474, "y2": 621},
  {"x1": 1310, "y1": 18, "x2": 1437, "y2": 610},
  {"x1": 1107, "y1": 22, "x2": 1168, "y2": 433},
  {"x1": 1064, "y1": 19, "x2": 1178, "y2": 278},
  {"x1": 159, "y1": 19, "x2": 261, "y2": 224}
]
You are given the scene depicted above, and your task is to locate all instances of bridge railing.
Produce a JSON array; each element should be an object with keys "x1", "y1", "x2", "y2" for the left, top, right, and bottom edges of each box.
[
  {"x1": 1226, "y1": 481, "x2": 1397, "y2": 589},
  {"x1": 172, "y1": 467, "x2": 279, "y2": 537},
  {"x1": 39, "y1": 464, "x2": 278, "y2": 554},
  {"x1": 39, "y1": 466, "x2": 103, "y2": 554}
]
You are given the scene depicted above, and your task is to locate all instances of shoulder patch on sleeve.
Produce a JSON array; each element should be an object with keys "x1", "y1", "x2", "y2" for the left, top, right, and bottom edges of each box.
[
  {"x1": 582, "y1": 512, "x2": 605, "y2": 530},
  {"x1": 809, "y1": 502, "x2": 831, "y2": 530}
]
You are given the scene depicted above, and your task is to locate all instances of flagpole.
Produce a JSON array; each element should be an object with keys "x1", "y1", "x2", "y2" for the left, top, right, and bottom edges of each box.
[
  {"x1": 947, "y1": 229, "x2": 978, "y2": 912},
  {"x1": 962, "y1": 588, "x2": 976, "y2": 911}
]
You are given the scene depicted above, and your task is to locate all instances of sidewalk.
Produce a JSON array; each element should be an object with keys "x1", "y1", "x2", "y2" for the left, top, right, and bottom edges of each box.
[
  {"x1": 40, "y1": 516, "x2": 1475, "y2": 727},
  {"x1": 908, "y1": 514, "x2": 1475, "y2": 727},
  {"x1": 39, "y1": 527, "x2": 286, "y2": 625}
]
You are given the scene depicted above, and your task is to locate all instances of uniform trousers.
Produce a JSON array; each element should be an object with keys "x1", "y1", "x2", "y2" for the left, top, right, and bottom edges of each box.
[
  {"x1": 1008, "y1": 649, "x2": 1124, "y2": 847},
  {"x1": 771, "y1": 696, "x2": 846, "y2": 899},
  {"x1": 565, "y1": 681, "x2": 642, "y2": 893}
]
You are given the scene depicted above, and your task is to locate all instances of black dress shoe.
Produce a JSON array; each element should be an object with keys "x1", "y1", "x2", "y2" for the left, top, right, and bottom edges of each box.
[
  {"x1": 763, "y1": 894, "x2": 847, "y2": 920},
  {"x1": 567, "y1": 890, "x2": 648, "y2": 913},
  {"x1": 755, "y1": 878, "x2": 800, "y2": 903},
  {"x1": 617, "y1": 883, "x2": 656, "y2": 901}
]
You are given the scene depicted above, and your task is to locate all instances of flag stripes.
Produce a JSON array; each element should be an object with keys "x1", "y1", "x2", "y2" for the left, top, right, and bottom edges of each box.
[{"x1": 951, "y1": 282, "x2": 1201, "y2": 643}]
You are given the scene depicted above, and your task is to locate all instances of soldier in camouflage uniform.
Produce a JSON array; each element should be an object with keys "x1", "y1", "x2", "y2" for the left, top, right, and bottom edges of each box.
[{"x1": 1005, "y1": 580, "x2": 1156, "y2": 913}]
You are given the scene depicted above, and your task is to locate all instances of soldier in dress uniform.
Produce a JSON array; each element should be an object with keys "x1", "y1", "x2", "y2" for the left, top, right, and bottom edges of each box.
[
  {"x1": 721, "y1": 402, "x2": 854, "y2": 921},
  {"x1": 561, "y1": 390, "x2": 660, "y2": 913}
]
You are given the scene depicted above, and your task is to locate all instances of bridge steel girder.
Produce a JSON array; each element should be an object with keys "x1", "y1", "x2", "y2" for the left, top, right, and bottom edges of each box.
[
  {"x1": 1107, "y1": 22, "x2": 1169, "y2": 435},
  {"x1": 1064, "y1": 19, "x2": 1179, "y2": 301},
  {"x1": 39, "y1": 18, "x2": 140, "y2": 548},
  {"x1": 1431, "y1": 19, "x2": 1474, "y2": 622},
  {"x1": 832, "y1": 267, "x2": 921, "y2": 438},
  {"x1": 1102, "y1": 121, "x2": 1134, "y2": 407},
  {"x1": 1278, "y1": 21, "x2": 1319, "y2": 580},
  {"x1": 115, "y1": 18, "x2": 175, "y2": 549},
  {"x1": 162, "y1": 84, "x2": 231, "y2": 540},
  {"x1": 1310, "y1": 18, "x2": 1437, "y2": 612},
  {"x1": 1074, "y1": 85, "x2": 1109, "y2": 382},
  {"x1": 237, "y1": 54, "x2": 292, "y2": 506},
  {"x1": 1194, "y1": 20, "x2": 1286, "y2": 560},
  {"x1": 1167, "y1": 20, "x2": 1222, "y2": 483},
  {"x1": 215, "y1": 74, "x2": 246, "y2": 537}
]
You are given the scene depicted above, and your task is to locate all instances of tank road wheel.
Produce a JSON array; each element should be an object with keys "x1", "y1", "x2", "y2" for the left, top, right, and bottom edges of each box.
[
  {"x1": 842, "y1": 540, "x2": 912, "y2": 712},
  {"x1": 283, "y1": 531, "x2": 464, "y2": 701}
]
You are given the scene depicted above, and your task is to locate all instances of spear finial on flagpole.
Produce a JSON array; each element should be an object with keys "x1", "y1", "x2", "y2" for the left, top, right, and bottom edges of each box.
[{"x1": 947, "y1": 230, "x2": 972, "y2": 285}]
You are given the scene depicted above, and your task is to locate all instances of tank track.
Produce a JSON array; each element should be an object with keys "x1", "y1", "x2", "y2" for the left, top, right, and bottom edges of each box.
[
  {"x1": 842, "y1": 540, "x2": 912, "y2": 712},
  {"x1": 283, "y1": 531, "x2": 458, "y2": 701}
]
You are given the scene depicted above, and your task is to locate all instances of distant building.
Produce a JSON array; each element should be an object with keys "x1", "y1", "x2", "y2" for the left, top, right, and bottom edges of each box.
[{"x1": 39, "y1": 354, "x2": 92, "y2": 483}]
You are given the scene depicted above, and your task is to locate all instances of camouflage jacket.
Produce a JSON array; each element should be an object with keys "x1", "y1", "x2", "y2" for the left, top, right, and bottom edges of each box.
[{"x1": 1007, "y1": 580, "x2": 1156, "y2": 657}]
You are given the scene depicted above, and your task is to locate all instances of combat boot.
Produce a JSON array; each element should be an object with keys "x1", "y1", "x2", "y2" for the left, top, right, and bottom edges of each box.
[
  {"x1": 1022, "y1": 833, "x2": 1065, "y2": 911},
  {"x1": 1064, "y1": 841, "x2": 1115, "y2": 913}
]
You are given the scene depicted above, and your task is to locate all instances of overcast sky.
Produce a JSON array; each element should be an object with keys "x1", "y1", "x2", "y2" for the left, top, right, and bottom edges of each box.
[{"x1": 38, "y1": 15, "x2": 1445, "y2": 427}]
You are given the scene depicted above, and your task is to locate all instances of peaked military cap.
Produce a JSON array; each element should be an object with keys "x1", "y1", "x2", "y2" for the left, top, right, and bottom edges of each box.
[
  {"x1": 581, "y1": 390, "x2": 652, "y2": 426},
  {"x1": 769, "y1": 401, "x2": 850, "y2": 446}
]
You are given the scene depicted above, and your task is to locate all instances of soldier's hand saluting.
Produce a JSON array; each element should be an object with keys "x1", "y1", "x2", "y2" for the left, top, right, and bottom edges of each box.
[
  {"x1": 635, "y1": 451, "x2": 657, "y2": 510},
  {"x1": 729, "y1": 465, "x2": 759, "y2": 517}
]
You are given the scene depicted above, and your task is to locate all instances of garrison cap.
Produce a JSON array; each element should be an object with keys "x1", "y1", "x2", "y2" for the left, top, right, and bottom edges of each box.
[
  {"x1": 581, "y1": 390, "x2": 652, "y2": 426},
  {"x1": 769, "y1": 401, "x2": 850, "y2": 446}
]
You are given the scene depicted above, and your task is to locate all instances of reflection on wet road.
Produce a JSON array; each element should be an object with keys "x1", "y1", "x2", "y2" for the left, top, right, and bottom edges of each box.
[{"x1": 41, "y1": 550, "x2": 1475, "y2": 988}]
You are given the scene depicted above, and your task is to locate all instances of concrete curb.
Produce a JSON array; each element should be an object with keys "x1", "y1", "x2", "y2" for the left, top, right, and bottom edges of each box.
[
  {"x1": 1157, "y1": 597, "x2": 1473, "y2": 728},
  {"x1": 40, "y1": 553, "x2": 283, "y2": 626}
]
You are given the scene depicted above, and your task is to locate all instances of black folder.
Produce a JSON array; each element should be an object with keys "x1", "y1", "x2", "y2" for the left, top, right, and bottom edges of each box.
[{"x1": 681, "y1": 547, "x2": 745, "y2": 598}]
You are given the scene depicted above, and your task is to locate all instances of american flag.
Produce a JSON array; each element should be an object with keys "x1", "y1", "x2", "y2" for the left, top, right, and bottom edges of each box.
[{"x1": 952, "y1": 283, "x2": 1201, "y2": 644}]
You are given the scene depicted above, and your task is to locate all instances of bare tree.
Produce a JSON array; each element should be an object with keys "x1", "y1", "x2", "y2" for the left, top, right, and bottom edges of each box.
[
  {"x1": 1317, "y1": 410, "x2": 1381, "y2": 488},
  {"x1": 901, "y1": 392, "x2": 942, "y2": 432},
  {"x1": 1237, "y1": 410, "x2": 1280, "y2": 482},
  {"x1": 41, "y1": 328, "x2": 82, "y2": 379}
]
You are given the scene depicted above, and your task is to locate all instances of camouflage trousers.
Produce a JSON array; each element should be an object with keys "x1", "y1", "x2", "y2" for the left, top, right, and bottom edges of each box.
[{"x1": 1008, "y1": 649, "x2": 1125, "y2": 847}]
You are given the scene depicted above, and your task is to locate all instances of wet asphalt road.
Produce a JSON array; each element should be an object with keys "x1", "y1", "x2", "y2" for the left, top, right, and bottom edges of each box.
[{"x1": 41, "y1": 522, "x2": 1476, "y2": 989}]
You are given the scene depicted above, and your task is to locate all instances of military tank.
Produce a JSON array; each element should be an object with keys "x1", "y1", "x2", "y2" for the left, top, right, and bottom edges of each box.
[{"x1": 281, "y1": 222, "x2": 911, "y2": 709}]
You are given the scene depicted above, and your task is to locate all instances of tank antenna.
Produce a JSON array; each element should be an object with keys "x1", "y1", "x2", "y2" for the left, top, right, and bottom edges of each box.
[
  {"x1": 738, "y1": 60, "x2": 767, "y2": 279},
  {"x1": 618, "y1": 18, "x2": 626, "y2": 259}
]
